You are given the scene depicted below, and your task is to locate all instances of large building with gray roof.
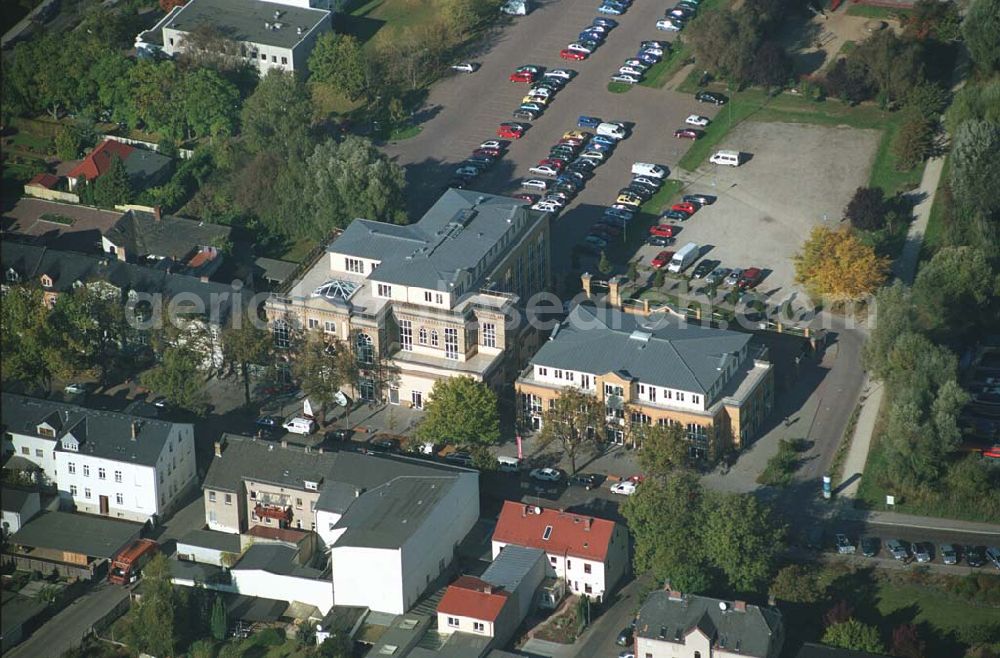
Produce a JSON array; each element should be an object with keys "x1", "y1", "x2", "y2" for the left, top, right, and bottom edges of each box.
[
  {"x1": 1, "y1": 393, "x2": 196, "y2": 523},
  {"x1": 635, "y1": 590, "x2": 784, "y2": 658},
  {"x1": 265, "y1": 189, "x2": 552, "y2": 411},
  {"x1": 516, "y1": 305, "x2": 774, "y2": 458},
  {"x1": 136, "y1": 0, "x2": 332, "y2": 74}
]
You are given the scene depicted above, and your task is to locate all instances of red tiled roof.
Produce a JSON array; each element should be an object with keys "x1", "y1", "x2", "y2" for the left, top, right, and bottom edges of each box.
[
  {"x1": 27, "y1": 173, "x2": 60, "y2": 189},
  {"x1": 493, "y1": 500, "x2": 616, "y2": 562},
  {"x1": 437, "y1": 576, "x2": 509, "y2": 622},
  {"x1": 66, "y1": 139, "x2": 134, "y2": 182}
]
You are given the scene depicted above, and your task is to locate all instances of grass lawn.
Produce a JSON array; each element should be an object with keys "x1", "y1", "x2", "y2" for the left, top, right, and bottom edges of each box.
[
  {"x1": 638, "y1": 49, "x2": 686, "y2": 90},
  {"x1": 845, "y1": 4, "x2": 912, "y2": 19},
  {"x1": 342, "y1": 0, "x2": 444, "y2": 45},
  {"x1": 9, "y1": 130, "x2": 52, "y2": 154},
  {"x1": 279, "y1": 237, "x2": 320, "y2": 263},
  {"x1": 675, "y1": 88, "x2": 927, "y2": 194},
  {"x1": 607, "y1": 82, "x2": 632, "y2": 94},
  {"x1": 876, "y1": 582, "x2": 1000, "y2": 635},
  {"x1": 388, "y1": 124, "x2": 422, "y2": 140},
  {"x1": 920, "y1": 154, "x2": 950, "y2": 257}
]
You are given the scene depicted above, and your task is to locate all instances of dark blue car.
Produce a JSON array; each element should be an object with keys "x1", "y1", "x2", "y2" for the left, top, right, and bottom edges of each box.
[
  {"x1": 592, "y1": 17, "x2": 618, "y2": 27},
  {"x1": 577, "y1": 115, "x2": 602, "y2": 128}
]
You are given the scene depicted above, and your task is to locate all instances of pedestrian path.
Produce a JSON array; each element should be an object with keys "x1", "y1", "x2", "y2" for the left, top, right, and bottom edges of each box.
[
  {"x1": 894, "y1": 154, "x2": 946, "y2": 284},
  {"x1": 835, "y1": 379, "x2": 881, "y2": 498}
]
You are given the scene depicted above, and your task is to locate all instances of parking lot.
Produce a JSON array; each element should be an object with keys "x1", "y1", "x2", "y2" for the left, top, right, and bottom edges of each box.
[
  {"x1": 634, "y1": 121, "x2": 882, "y2": 296},
  {"x1": 382, "y1": 0, "x2": 720, "y2": 273}
]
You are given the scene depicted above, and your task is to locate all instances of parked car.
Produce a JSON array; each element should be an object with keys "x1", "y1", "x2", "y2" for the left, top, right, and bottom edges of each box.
[
  {"x1": 521, "y1": 178, "x2": 550, "y2": 190},
  {"x1": 598, "y1": 3, "x2": 625, "y2": 14},
  {"x1": 577, "y1": 115, "x2": 602, "y2": 128},
  {"x1": 283, "y1": 417, "x2": 316, "y2": 435},
  {"x1": 255, "y1": 415, "x2": 283, "y2": 431},
  {"x1": 529, "y1": 467, "x2": 563, "y2": 482},
  {"x1": 670, "y1": 202, "x2": 696, "y2": 216},
  {"x1": 912, "y1": 542, "x2": 933, "y2": 563},
  {"x1": 584, "y1": 235, "x2": 608, "y2": 249},
  {"x1": 673, "y1": 128, "x2": 704, "y2": 140},
  {"x1": 940, "y1": 544, "x2": 958, "y2": 565},
  {"x1": 860, "y1": 536, "x2": 880, "y2": 557},
  {"x1": 480, "y1": 139, "x2": 506, "y2": 150},
  {"x1": 886, "y1": 539, "x2": 909, "y2": 561},
  {"x1": 570, "y1": 473, "x2": 601, "y2": 489},
  {"x1": 692, "y1": 259, "x2": 718, "y2": 279},
  {"x1": 724, "y1": 268, "x2": 744, "y2": 286},
  {"x1": 445, "y1": 451, "x2": 474, "y2": 467},
  {"x1": 611, "y1": 74, "x2": 640, "y2": 84},
  {"x1": 965, "y1": 545, "x2": 986, "y2": 567},
  {"x1": 64, "y1": 383, "x2": 87, "y2": 395},
  {"x1": 651, "y1": 250, "x2": 675, "y2": 269},
  {"x1": 649, "y1": 224, "x2": 676, "y2": 238},
  {"x1": 686, "y1": 114, "x2": 710, "y2": 127},
  {"x1": 616, "y1": 627, "x2": 633, "y2": 646},
  {"x1": 737, "y1": 267, "x2": 764, "y2": 289},
  {"x1": 545, "y1": 68, "x2": 575, "y2": 80},
  {"x1": 368, "y1": 437, "x2": 400, "y2": 453},
  {"x1": 656, "y1": 19, "x2": 683, "y2": 31},
  {"x1": 324, "y1": 428, "x2": 352, "y2": 441},
  {"x1": 647, "y1": 235, "x2": 674, "y2": 247},
  {"x1": 509, "y1": 71, "x2": 535, "y2": 83},
  {"x1": 987, "y1": 546, "x2": 1000, "y2": 569},
  {"x1": 529, "y1": 164, "x2": 561, "y2": 177},
  {"x1": 836, "y1": 533, "x2": 856, "y2": 555},
  {"x1": 683, "y1": 193, "x2": 717, "y2": 205},
  {"x1": 610, "y1": 481, "x2": 638, "y2": 495},
  {"x1": 450, "y1": 62, "x2": 480, "y2": 73},
  {"x1": 695, "y1": 90, "x2": 729, "y2": 104},
  {"x1": 592, "y1": 17, "x2": 618, "y2": 27},
  {"x1": 704, "y1": 266, "x2": 730, "y2": 285},
  {"x1": 498, "y1": 123, "x2": 526, "y2": 139},
  {"x1": 662, "y1": 210, "x2": 690, "y2": 222}
]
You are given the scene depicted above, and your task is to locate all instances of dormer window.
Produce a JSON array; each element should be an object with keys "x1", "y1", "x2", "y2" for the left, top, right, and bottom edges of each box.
[
  {"x1": 5, "y1": 268, "x2": 19, "y2": 283},
  {"x1": 62, "y1": 435, "x2": 79, "y2": 451},
  {"x1": 304, "y1": 480, "x2": 319, "y2": 491},
  {"x1": 40, "y1": 274, "x2": 53, "y2": 287}
]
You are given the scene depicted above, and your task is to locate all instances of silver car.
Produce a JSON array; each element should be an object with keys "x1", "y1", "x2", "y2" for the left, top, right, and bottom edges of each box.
[
  {"x1": 886, "y1": 539, "x2": 908, "y2": 561},
  {"x1": 939, "y1": 543, "x2": 957, "y2": 565},
  {"x1": 911, "y1": 542, "x2": 932, "y2": 563},
  {"x1": 836, "y1": 534, "x2": 856, "y2": 555}
]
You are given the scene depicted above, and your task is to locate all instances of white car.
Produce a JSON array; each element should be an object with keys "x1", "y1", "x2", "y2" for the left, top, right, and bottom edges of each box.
[
  {"x1": 528, "y1": 86, "x2": 554, "y2": 97},
  {"x1": 544, "y1": 68, "x2": 574, "y2": 80},
  {"x1": 283, "y1": 417, "x2": 316, "y2": 435},
  {"x1": 529, "y1": 467, "x2": 562, "y2": 482},
  {"x1": 657, "y1": 19, "x2": 682, "y2": 31},
  {"x1": 567, "y1": 42, "x2": 595, "y2": 54},
  {"x1": 633, "y1": 176, "x2": 662, "y2": 188},
  {"x1": 610, "y1": 74, "x2": 640, "y2": 84},
  {"x1": 619, "y1": 66, "x2": 645, "y2": 77},
  {"x1": 641, "y1": 46, "x2": 664, "y2": 57},
  {"x1": 522, "y1": 178, "x2": 550, "y2": 190},
  {"x1": 579, "y1": 150, "x2": 605, "y2": 161},
  {"x1": 541, "y1": 195, "x2": 567, "y2": 207},
  {"x1": 480, "y1": 140, "x2": 504, "y2": 149},
  {"x1": 529, "y1": 164, "x2": 561, "y2": 177},
  {"x1": 610, "y1": 481, "x2": 638, "y2": 495},
  {"x1": 450, "y1": 62, "x2": 479, "y2": 73},
  {"x1": 623, "y1": 59, "x2": 650, "y2": 71},
  {"x1": 64, "y1": 383, "x2": 87, "y2": 395},
  {"x1": 685, "y1": 114, "x2": 710, "y2": 127},
  {"x1": 532, "y1": 202, "x2": 561, "y2": 213}
]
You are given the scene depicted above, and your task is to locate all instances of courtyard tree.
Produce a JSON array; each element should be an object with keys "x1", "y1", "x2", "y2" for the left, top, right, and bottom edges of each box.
[
  {"x1": 891, "y1": 624, "x2": 926, "y2": 658},
  {"x1": 221, "y1": 312, "x2": 274, "y2": 407},
  {"x1": 179, "y1": 68, "x2": 240, "y2": 139},
  {"x1": 702, "y1": 492, "x2": 783, "y2": 593},
  {"x1": 122, "y1": 554, "x2": 179, "y2": 657},
  {"x1": 415, "y1": 376, "x2": 501, "y2": 450},
  {"x1": 794, "y1": 225, "x2": 890, "y2": 303},
  {"x1": 769, "y1": 564, "x2": 823, "y2": 604},
  {"x1": 634, "y1": 422, "x2": 690, "y2": 479},
  {"x1": 0, "y1": 286, "x2": 55, "y2": 391},
  {"x1": 822, "y1": 619, "x2": 886, "y2": 654},
  {"x1": 48, "y1": 285, "x2": 129, "y2": 386},
  {"x1": 142, "y1": 340, "x2": 208, "y2": 415},
  {"x1": 292, "y1": 331, "x2": 347, "y2": 424},
  {"x1": 210, "y1": 596, "x2": 228, "y2": 641},
  {"x1": 537, "y1": 387, "x2": 603, "y2": 474},
  {"x1": 92, "y1": 155, "x2": 133, "y2": 208}
]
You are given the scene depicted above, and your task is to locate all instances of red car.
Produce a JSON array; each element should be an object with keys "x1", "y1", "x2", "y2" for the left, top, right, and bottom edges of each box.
[
  {"x1": 560, "y1": 49, "x2": 588, "y2": 61},
  {"x1": 651, "y1": 250, "x2": 675, "y2": 269},
  {"x1": 537, "y1": 158, "x2": 565, "y2": 170},
  {"x1": 671, "y1": 202, "x2": 698, "y2": 215},
  {"x1": 513, "y1": 194, "x2": 538, "y2": 204},
  {"x1": 498, "y1": 124, "x2": 526, "y2": 139},
  {"x1": 737, "y1": 267, "x2": 763, "y2": 289},
  {"x1": 648, "y1": 224, "x2": 676, "y2": 238},
  {"x1": 509, "y1": 71, "x2": 536, "y2": 83},
  {"x1": 983, "y1": 445, "x2": 1000, "y2": 460},
  {"x1": 673, "y1": 128, "x2": 704, "y2": 140}
]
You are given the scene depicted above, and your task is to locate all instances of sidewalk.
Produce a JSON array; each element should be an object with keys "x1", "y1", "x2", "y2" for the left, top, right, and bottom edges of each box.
[
  {"x1": 893, "y1": 154, "x2": 946, "y2": 284},
  {"x1": 835, "y1": 378, "x2": 882, "y2": 498}
]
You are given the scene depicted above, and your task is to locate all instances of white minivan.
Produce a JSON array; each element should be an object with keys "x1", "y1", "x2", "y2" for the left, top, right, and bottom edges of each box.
[
  {"x1": 709, "y1": 150, "x2": 742, "y2": 166},
  {"x1": 283, "y1": 417, "x2": 316, "y2": 435},
  {"x1": 497, "y1": 455, "x2": 522, "y2": 472},
  {"x1": 596, "y1": 122, "x2": 627, "y2": 140},
  {"x1": 631, "y1": 162, "x2": 667, "y2": 179},
  {"x1": 667, "y1": 242, "x2": 699, "y2": 273}
]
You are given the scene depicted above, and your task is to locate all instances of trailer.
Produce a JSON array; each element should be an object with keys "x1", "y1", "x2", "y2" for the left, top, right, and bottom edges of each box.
[{"x1": 108, "y1": 538, "x2": 159, "y2": 585}]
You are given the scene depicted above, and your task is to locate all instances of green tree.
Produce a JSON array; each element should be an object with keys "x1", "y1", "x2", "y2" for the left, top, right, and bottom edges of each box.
[
  {"x1": 622, "y1": 472, "x2": 713, "y2": 592},
  {"x1": 862, "y1": 282, "x2": 916, "y2": 380},
  {"x1": 634, "y1": 422, "x2": 689, "y2": 479},
  {"x1": 127, "y1": 59, "x2": 182, "y2": 137},
  {"x1": 319, "y1": 34, "x2": 367, "y2": 101},
  {"x1": 537, "y1": 387, "x2": 603, "y2": 474},
  {"x1": 949, "y1": 120, "x2": 1000, "y2": 232},
  {"x1": 221, "y1": 313, "x2": 273, "y2": 407},
  {"x1": 598, "y1": 251, "x2": 612, "y2": 275},
  {"x1": 91, "y1": 51, "x2": 134, "y2": 122},
  {"x1": 123, "y1": 554, "x2": 178, "y2": 657},
  {"x1": 844, "y1": 187, "x2": 887, "y2": 231},
  {"x1": 48, "y1": 285, "x2": 129, "y2": 385},
  {"x1": 210, "y1": 596, "x2": 228, "y2": 641},
  {"x1": 904, "y1": 81, "x2": 950, "y2": 120},
  {"x1": 911, "y1": 246, "x2": 999, "y2": 339},
  {"x1": 241, "y1": 70, "x2": 314, "y2": 158},
  {"x1": 702, "y1": 492, "x2": 783, "y2": 592},
  {"x1": 92, "y1": 155, "x2": 132, "y2": 208},
  {"x1": 308, "y1": 32, "x2": 341, "y2": 83},
  {"x1": 822, "y1": 618, "x2": 886, "y2": 654},
  {"x1": 1, "y1": 287, "x2": 56, "y2": 391},
  {"x1": 55, "y1": 125, "x2": 85, "y2": 160},
  {"x1": 292, "y1": 331, "x2": 346, "y2": 424},
  {"x1": 945, "y1": 80, "x2": 1000, "y2": 133},
  {"x1": 769, "y1": 564, "x2": 823, "y2": 603},
  {"x1": 964, "y1": 0, "x2": 1000, "y2": 72},
  {"x1": 415, "y1": 376, "x2": 500, "y2": 449},
  {"x1": 892, "y1": 113, "x2": 934, "y2": 171},
  {"x1": 180, "y1": 68, "x2": 240, "y2": 139},
  {"x1": 142, "y1": 342, "x2": 208, "y2": 414}
]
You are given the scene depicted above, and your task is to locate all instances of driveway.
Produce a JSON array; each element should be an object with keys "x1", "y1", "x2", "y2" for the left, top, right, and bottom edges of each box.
[{"x1": 382, "y1": 0, "x2": 717, "y2": 274}]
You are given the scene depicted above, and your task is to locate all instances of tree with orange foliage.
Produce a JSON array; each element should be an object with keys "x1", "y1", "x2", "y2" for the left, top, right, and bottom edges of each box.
[
  {"x1": 794, "y1": 225, "x2": 890, "y2": 303},
  {"x1": 159, "y1": 0, "x2": 187, "y2": 12}
]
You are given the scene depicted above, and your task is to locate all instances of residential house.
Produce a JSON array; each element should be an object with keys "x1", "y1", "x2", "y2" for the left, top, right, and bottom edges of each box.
[
  {"x1": 175, "y1": 528, "x2": 243, "y2": 567},
  {"x1": 437, "y1": 546, "x2": 546, "y2": 647},
  {"x1": 200, "y1": 435, "x2": 479, "y2": 614},
  {"x1": 1, "y1": 393, "x2": 197, "y2": 523},
  {"x1": 515, "y1": 305, "x2": 774, "y2": 458},
  {"x1": 66, "y1": 139, "x2": 172, "y2": 191},
  {"x1": 102, "y1": 207, "x2": 231, "y2": 280},
  {"x1": 265, "y1": 189, "x2": 552, "y2": 407},
  {"x1": 5, "y1": 510, "x2": 142, "y2": 579},
  {"x1": 1, "y1": 198, "x2": 123, "y2": 253},
  {"x1": 635, "y1": 590, "x2": 784, "y2": 658},
  {"x1": 491, "y1": 500, "x2": 628, "y2": 602},
  {"x1": 1, "y1": 487, "x2": 41, "y2": 539},
  {"x1": 229, "y1": 542, "x2": 333, "y2": 614},
  {"x1": 136, "y1": 0, "x2": 332, "y2": 74}
]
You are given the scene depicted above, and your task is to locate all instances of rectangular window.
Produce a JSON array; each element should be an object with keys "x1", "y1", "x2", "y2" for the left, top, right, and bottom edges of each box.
[
  {"x1": 281, "y1": 56, "x2": 288, "y2": 65},
  {"x1": 649, "y1": 387, "x2": 657, "y2": 402},
  {"x1": 435, "y1": 293, "x2": 443, "y2": 304},
  {"x1": 116, "y1": 493, "x2": 124, "y2": 505},
  {"x1": 567, "y1": 559, "x2": 572, "y2": 569},
  {"x1": 345, "y1": 258, "x2": 364, "y2": 273},
  {"x1": 692, "y1": 394, "x2": 701, "y2": 404},
  {"x1": 98, "y1": 468, "x2": 106, "y2": 480},
  {"x1": 70, "y1": 485, "x2": 78, "y2": 496},
  {"x1": 447, "y1": 617, "x2": 460, "y2": 628},
  {"x1": 271, "y1": 55, "x2": 277, "y2": 63},
  {"x1": 225, "y1": 494, "x2": 232, "y2": 505},
  {"x1": 35, "y1": 448, "x2": 43, "y2": 457},
  {"x1": 473, "y1": 622, "x2": 485, "y2": 633},
  {"x1": 260, "y1": 53, "x2": 266, "y2": 60},
  {"x1": 114, "y1": 470, "x2": 122, "y2": 483},
  {"x1": 604, "y1": 384, "x2": 624, "y2": 397},
  {"x1": 68, "y1": 462, "x2": 76, "y2": 474},
  {"x1": 296, "y1": 498, "x2": 303, "y2": 509},
  {"x1": 585, "y1": 584, "x2": 593, "y2": 594},
  {"x1": 584, "y1": 563, "x2": 592, "y2": 574},
  {"x1": 581, "y1": 374, "x2": 590, "y2": 389},
  {"x1": 538, "y1": 367, "x2": 547, "y2": 377},
  {"x1": 529, "y1": 395, "x2": 542, "y2": 414},
  {"x1": 84, "y1": 488, "x2": 91, "y2": 499},
  {"x1": 482, "y1": 323, "x2": 496, "y2": 348},
  {"x1": 638, "y1": 384, "x2": 645, "y2": 395},
  {"x1": 399, "y1": 319, "x2": 413, "y2": 351},
  {"x1": 324, "y1": 321, "x2": 336, "y2": 334},
  {"x1": 308, "y1": 318, "x2": 319, "y2": 330},
  {"x1": 444, "y1": 328, "x2": 459, "y2": 360},
  {"x1": 424, "y1": 291, "x2": 433, "y2": 302},
  {"x1": 542, "y1": 525, "x2": 553, "y2": 541},
  {"x1": 83, "y1": 465, "x2": 90, "y2": 477},
  {"x1": 21, "y1": 447, "x2": 28, "y2": 455},
  {"x1": 554, "y1": 370, "x2": 563, "y2": 379},
  {"x1": 377, "y1": 283, "x2": 392, "y2": 298},
  {"x1": 677, "y1": 392, "x2": 685, "y2": 402},
  {"x1": 209, "y1": 491, "x2": 216, "y2": 503}
]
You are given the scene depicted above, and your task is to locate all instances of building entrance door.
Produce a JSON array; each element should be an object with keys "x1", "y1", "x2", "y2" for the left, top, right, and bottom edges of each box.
[{"x1": 99, "y1": 495, "x2": 109, "y2": 515}]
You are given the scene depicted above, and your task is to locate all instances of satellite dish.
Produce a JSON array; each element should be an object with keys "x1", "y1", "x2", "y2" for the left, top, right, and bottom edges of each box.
[
  {"x1": 534, "y1": 506, "x2": 542, "y2": 514},
  {"x1": 719, "y1": 602, "x2": 728, "y2": 611}
]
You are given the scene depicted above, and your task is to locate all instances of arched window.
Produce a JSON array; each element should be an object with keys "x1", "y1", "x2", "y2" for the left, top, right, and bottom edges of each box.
[
  {"x1": 418, "y1": 327, "x2": 428, "y2": 345},
  {"x1": 355, "y1": 332, "x2": 374, "y2": 365},
  {"x1": 430, "y1": 330, "x2": 439, "y2": 347},
  {"x1": 695, "y1": 652, "x2": 701, "y2": 658}
]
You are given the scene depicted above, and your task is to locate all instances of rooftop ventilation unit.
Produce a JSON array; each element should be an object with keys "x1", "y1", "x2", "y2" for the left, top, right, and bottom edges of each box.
[{"x1": 629, "y1": 330, "x2": 651, "y2": 343}]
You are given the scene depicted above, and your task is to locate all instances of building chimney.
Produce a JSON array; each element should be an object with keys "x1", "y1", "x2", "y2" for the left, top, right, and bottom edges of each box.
[
  {"x1": 200, "y1": 275, "x2": 210, "y2": 283},
  {"x1": 131, "y1": 421, "x2": 139, "y2": 441},
  {"x1": 734, "y1": 600, "x2": 747, "y2": 612},
  {"x1": 580, "y1": 272, "x2": 592, "y2": 298},
  {"x1": 584, "y1": 518, "x2": 592, "y2": 531},
  {"x1": 153, "y1": 206, "x2": 162, "y2": 222},
  {"x1": 281, "y1": 439, "x2": 288, "y2": 449},
  {"x1": 667, "y1": 590, "x2": 683, "y2": 601},
  {"x1": 318, "y1": 447, "x2": 324, "y2": 454},
  {"x1": 214, "y1": 440, "x2": 224, "y2": 458},
  {"x1": 767, "y1": 594, "x2": 776, "y2": 607}
]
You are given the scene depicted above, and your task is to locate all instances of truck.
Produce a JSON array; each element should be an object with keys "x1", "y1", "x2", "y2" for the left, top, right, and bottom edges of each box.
[
  {"x1": 108, "y1": 538, "x2": 159, "y2": 585},
  {"x1": 667, "y1": 242, "x2": 699, "y2": 273}
]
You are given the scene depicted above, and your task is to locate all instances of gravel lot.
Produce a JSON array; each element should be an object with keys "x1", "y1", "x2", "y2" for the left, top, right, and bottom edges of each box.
[{"x1": 634, "y1": 121, "x2": 881, "y2": 298}]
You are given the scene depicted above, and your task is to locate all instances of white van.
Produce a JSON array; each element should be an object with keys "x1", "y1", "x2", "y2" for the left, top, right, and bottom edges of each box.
[
  {"x1": 667, "y1": 242, "x2": 699, "y2": 273},
  {"x1": 596, "y1": 122, "x2": 627, "y2": 140},
  {"x1": 709, "y1": 150, "x2": 742, "y2": 166},
  {"x1": 282, "y1": 417, "x2": 316, "y2": 435},
  {"x1": 631, "y1": 162, "x2": 667, "y2": 179},
  {"x1": 497, "y1": 455, "x2": 522, "y2": 472}
]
